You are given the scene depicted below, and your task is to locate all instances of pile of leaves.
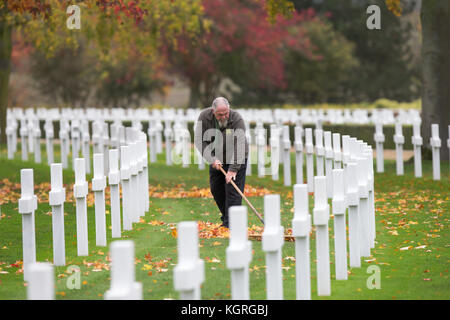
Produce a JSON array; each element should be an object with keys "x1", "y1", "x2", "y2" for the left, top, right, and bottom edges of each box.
[
  {"x1": 149, "y1": 184, "x2": 272, "y2": 199},
  {"x1": 0, "y1": 179, "x2": 272, "y2": 207}
]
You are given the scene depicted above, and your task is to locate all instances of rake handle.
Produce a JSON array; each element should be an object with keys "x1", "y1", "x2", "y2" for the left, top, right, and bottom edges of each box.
[{"x1": 218, "y1": 166, "x2": 265, "y2": 225}]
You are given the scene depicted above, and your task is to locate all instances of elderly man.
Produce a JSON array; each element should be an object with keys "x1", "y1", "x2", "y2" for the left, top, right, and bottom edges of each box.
[{"x1": 194, "y1": 97, "x2": 249, "y2": 228}]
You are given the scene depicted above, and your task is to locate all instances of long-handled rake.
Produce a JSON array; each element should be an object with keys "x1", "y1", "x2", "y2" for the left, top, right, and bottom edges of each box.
[{"x1": 219, "y1": 166, "x2": 295, "y2": 241}]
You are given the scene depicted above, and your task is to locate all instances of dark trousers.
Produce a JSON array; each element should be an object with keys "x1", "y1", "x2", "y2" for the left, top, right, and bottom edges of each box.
[{"x1": 209, "y1": 159, "x2": 247, "y2": 227}]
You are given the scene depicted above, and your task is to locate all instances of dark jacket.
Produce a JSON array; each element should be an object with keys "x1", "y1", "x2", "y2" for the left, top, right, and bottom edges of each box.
[{"x1": 194, "y1": 108, "x2": 249, "y2": 172}]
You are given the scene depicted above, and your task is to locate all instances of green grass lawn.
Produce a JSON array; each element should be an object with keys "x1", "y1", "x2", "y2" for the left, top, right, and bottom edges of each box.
[{"x1": 0, "y1": 143, "x2": 448, "y2": 300}]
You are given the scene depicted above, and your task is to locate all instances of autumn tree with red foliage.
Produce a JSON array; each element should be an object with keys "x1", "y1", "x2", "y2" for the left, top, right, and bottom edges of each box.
[
  {"x1": 0, "y1": 0, "x2": 205, "y2": 142},
  {"x1": 0, "y1": 0, "x2": 296, "y2": 142},
  {"x1": 0, "y1": 0, "x2": 52, "y2": 143},
  {"x1": 163, "y1": 0, "x2": 317, "y2": 108}
]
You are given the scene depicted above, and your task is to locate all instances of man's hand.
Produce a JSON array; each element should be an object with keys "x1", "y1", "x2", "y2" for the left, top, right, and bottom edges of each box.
[
  {"x1": 212, "y1": 159, "x2": 222, "y2": 170},
  {"x1": 225, "y1": 170, "x2": 237, "y2": 184}
]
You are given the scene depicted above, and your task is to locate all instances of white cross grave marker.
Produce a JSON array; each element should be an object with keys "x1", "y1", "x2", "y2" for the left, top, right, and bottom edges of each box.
[
  {"x1": 294, "y1": 126, "x2": 304, "y2": 184},
  {"x1": 27, "y1": 118, "x2": 34, "y2": 153},
  {"x1": 45, "y1": 119, "x2": 54, "y2": 165},
  {"x1": 6, "y1": 120, "x2": 16, "y2": 159},
  {"x1": 332, "y1": 169, "x2": 347, "y2": 280},
  {"x1": 92, "y1": 153, "x2": 107, "y2": 247},
  {"x1": 33, "y1": 121, "x2": 41, "y2": 164},
  {"x1": 313, "y1": 176, "x2": 331, "y2": 296},
  {"x1": 148, "y1": 124, "x2": 157, "y2": 163},
  {"x1": 127, "y1": 128, "x2": 139, "y2": 223},
  {"x1": 104, "y1": 240, "x2": 143, "y2": 300},
  {"x1": 305, "y1": 128, "x2": 314, "y2": 193},
  {"x1": 141, "y1": 132, "x2": 150, "y2": 213},
  {"x1": 20, "y1": 119, "x2": 28, "y2": 161},
  {"x1": 164, "y1": 122, "x2": 173, "y2": 166},
  {"x1": 333, "y1": 133, "x2": 342, "y2": 169},
  {"x1": 226, "y1": 206, "x2": 252, "y2": 300},
  {"x1": 49, "y1": 163, "x2": 66, "y2": 266},
  {"x1": 156, "y1": 120, "x2": 163, "y2": 154},
  {"x1": 282, "y1": 125, "x2": 291, "y2": 186},
  {"x1": 270, "y1": 124, "x2": 280, "y2": 181},
  {"x1": 315, "y1": 129, "x2": 325, "y2": 176},
  {"x1": 324, "y1": 131, "x2": 333, "y2": 198},
  {"x1": 27, "y1": 263, "x2": 54, "y2": 300},
  {"x1": 81, "y1": 120, "x2": 91, "y2": 174},
  {"x1": 109, "y1": 149, "x2": 121, "y2": 238},
  {"x1": 102, "y1": 122, "x2": 110, "y2": 175},
  {"x1": 292, "y1": 184, "x2": 311, "y2": 300},
  {"x1": 136, "y1": 129, "x2": 146, "y2": 219},
  {"x1": 18, "y1": 169, "x2": 37, "y2": 281},
  {"x1": 71, "y1": 120, "x2": 81, "y2": 166},
  {"x1": 174, "y1": 221, "x2": 205, "y2": 300},
  {"x1": 364, "y1": 144, "x2": 376, "y2": 249},
  {"x1": 373, "y1": 122, "x2": 385, "y2": 173},
  {"x1": 447, "y1": 125, "x2": 450, "y2": 165},
  {"x1": 356, "y1": 141, "x2": 371, "y2": 258},
  {"x1": 120, "y1": 145, "x2": 132, "y2": 231},
  {"x1": 411, "y1": 121, "x2": 423, "y2": 177},
  {"x1": 74, "y1": 158, "x2": 89, "y2": 256},
  {"x1": 346, "y1": 161, "x2": 360, "y2": 268},
  {"x1": 430, "y1": 124, "x2": 441, "y2": 180},
  {"x1": 59, "y1": 120, "x2": 69, "y2": 169},
  {"x1": 262, "y1": 194, "x2": 284, "y2": 300},
  {"x1": 394, "y1": 122, "x2": 404, "y2": 175}
]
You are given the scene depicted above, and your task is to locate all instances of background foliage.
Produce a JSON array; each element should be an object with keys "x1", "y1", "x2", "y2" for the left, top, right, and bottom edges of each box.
[{"x1": 4, "y1": 0, "x2": 422, "y2": 110}]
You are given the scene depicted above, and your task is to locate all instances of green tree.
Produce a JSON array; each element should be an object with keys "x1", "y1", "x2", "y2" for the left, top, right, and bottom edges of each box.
[
  {"x1": 29, "y1": 39, "x2": 98, "y2": 108},
  {"x1": 95, "y1": 52, "x2": 167, "y2": 108},
  {"x1": 0, "y1": 0, "x2": 52, "y2": 143},
  {"x1": 0, "y1": 0, "x2": 205, "y2": 143},
  {"x1": 284, "y1": 17, "x2": 358, "y2": 103},
  {"x1": 164, "y1": 0, "x2": 313, "y2": 108},
  {"x1": 291, "y1": 0, "x2": 420, "y2": 103}
]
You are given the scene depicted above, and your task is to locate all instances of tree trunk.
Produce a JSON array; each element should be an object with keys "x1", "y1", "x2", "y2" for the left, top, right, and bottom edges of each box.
[
  {"x1": 0, "y1": 13, "x2": 12, "y2": 144},
  {"x1": 189, "y1": 80, "x2": 202, "y2": 108},
  {"x1": 201, "y1": 75, "x2": 221, "y2": 108},
  {"x1": 421, "y1": 0, "x2": 450, "y2": 161}
]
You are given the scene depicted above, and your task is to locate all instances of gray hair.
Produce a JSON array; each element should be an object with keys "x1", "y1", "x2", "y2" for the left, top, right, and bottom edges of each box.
[{"x1": 211, "y1": 97, "x2": 230, "y2": 110}]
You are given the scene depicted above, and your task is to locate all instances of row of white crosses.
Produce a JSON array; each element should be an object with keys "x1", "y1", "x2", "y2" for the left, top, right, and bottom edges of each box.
[
  {"x1": 6, "y1": 107, "x2": 130, "y2": 177},
  {"x1": 2, "y1": 105, "x2": 427, "y2": 174},
  {"x1": 302, "y1": 128, "x2": 347, "y2": 194},
  {"x1": 8, "y1": 115, "x2": 156, "y2": 206},
  {"x1": 20, "y1": 128, "x2": 149, "y2": 285},
  {"x1": 374, "y1": 122, "x2": 447, "y2": 180},
  {"x1": 7, "y1": 107, "x2": 430, "y2": 172},
  {"x1": 171, "y1": 163, "x2": 371, "y2": 300},
  {"x1": 255, "y1": 122, "x2": 338, "y2": 189},
  {"x1": 27, "y1": 240, "x2": 143, "y2": 300},
  {"x1": 25, "y1": 133, "x2": 374, "y2": 300},
  {"x1": 8, "y1": 106, "x2": 422, "y2": 127},
  {"x1": 8, "y1": 108, "x2": 446, "y2": 186},
  {"x1": 170, "y1": 131, "x2": 375, "y2": 299},
  {"x1": 121, "y1": 128, "x2": 150, "y2": 230},
  {"x1": 239, "y1": 107, "x2": 420, "y2": 126}
]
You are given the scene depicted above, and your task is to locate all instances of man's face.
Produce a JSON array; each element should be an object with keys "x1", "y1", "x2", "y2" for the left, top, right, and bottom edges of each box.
[{"x1": 214, "y1": 104, "x2": 230, "y2": 128}]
